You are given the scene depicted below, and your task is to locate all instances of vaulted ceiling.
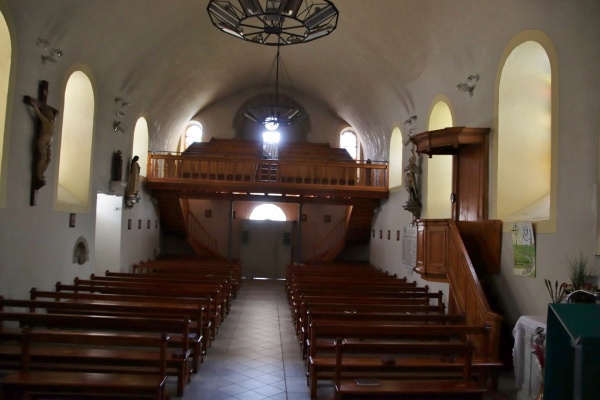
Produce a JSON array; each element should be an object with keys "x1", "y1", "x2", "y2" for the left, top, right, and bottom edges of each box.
[{"x1": 7, "y1": 0, "x2": 536, "y2": 159}]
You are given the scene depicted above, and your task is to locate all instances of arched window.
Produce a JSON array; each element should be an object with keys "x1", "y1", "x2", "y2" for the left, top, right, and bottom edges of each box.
[
  {"x1": 426, "y1": 97, "x2": 454, "y2": 218},
  {"x1": 0, "y1": 10, "x2": 11, "y2": 207},
  {"x1": 494, "y1": 31, "x2": 557, "y2": 232},
  {"x1": 249, "y1": 204, "x2": 286, "y2": 221},
  {"x1": 132, "y1": 117, "x2": 149, "y2": 177},
  {"x1": 388, "y1": 127, "x2": 404, "y2": 190},
  {"x1": 340, "y1": 130, "x2": 358, "y2": 160},
  {"x1": 184, "y1": 121, "x2": 203, "y2": 150},
  {"x1": 56, "y1": 69, "x2": 95, "y2": 212}
]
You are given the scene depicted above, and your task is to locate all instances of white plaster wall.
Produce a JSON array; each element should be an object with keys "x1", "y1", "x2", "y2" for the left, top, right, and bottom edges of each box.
[{"x1": 370, "y1": 2, "x2": 600, "y2": 327}]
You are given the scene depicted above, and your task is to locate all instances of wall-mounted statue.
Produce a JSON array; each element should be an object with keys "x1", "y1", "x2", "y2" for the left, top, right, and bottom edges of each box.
[
  {"x1": 125, "y1": 155, "x2": 141, "y2": 208},
  {"x1": 402, "y1": 142, "x2": 421, "y2": 223},
  {"x1": 24, "y1": 80, "x2": 59, "y2": 204}
]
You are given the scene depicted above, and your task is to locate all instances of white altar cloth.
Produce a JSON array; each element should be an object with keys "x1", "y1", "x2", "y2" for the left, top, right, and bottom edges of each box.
[{"x1": 512, "y1": 315, "x2": 547, "y2": 400}]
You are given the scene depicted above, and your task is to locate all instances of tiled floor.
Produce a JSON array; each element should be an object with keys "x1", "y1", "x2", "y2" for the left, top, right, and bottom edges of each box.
[{"x1": 169, "y1": 279, "x2": 519, "y2": 400}]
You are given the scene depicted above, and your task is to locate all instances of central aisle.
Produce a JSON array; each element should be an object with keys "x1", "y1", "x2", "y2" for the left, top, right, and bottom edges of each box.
[{"x1": 174, "y1": 278, "x2": 321, "y2": 400}]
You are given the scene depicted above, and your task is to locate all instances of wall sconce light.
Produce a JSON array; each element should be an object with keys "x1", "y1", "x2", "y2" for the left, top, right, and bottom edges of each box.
[
  {"x1": 456, "y1": 74, "x2": 479, "y2": 96},
  {"x1": 125, "y1": 195, "x2": 141, "y2": 209},
  {"x1": 114, "y1": 97, "x2": 131, "y2": 109},
  {"x1": 403, "y1": 115, "x2": 418, "y2": 141},
  {"x1": 37, "y1": 38, "x2": 63, "y2": 64},
  {"x1": 113, "y1": 121, "x2": 128, "y2": 133}
]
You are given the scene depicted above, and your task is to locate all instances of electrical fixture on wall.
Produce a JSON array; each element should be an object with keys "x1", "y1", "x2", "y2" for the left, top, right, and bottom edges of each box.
[
  {"x1": 37, "y1": 38, "x2": 63, "y2": 64},
  {"x1": 207, "y1": 0, "x2": 339, "y2": 46},
  {"x1": 243, "y1": 46, "x2": 308, "y2": 128},
  {"x1": 456, "y1": 74, "x2": 479, "y2": 96},
  {"x1": 403, "y1": 115, "x2": 418, "y2": 142},
  {"x1": 113, "y1": 121, "x2": 128, "y2": 133},
  {"x1": 113, "y1": 97, "x2": 131, "y2": 132}
]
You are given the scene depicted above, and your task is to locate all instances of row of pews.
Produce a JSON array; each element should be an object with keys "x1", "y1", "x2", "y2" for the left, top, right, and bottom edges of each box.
[
  {"x1": 0, "y1": 257, "x2": 241, "y2": 400},
  {"x1": 286, "y1": 263, "x2": 503, "y2": 400}
]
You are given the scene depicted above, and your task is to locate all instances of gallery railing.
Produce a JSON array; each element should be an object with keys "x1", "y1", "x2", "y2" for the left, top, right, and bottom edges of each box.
[{"x1": 146, "y1": 152, "x2": 388, "y2": 192}]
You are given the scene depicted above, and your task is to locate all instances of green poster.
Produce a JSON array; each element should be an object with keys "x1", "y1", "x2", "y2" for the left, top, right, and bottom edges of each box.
[{"x1": 512, "y1": 222, "x2": 536, "y2": 277}]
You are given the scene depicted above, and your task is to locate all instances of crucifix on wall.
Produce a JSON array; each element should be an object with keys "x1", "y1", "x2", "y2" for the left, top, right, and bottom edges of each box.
[{"x1": 24, "y1": 80, "x2": 59, "y2": 206}]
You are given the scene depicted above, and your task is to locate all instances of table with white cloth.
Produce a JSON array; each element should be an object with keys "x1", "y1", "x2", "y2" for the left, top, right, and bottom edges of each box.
[{"x1": 512, "y1": 315, "x2": 547, "y2": 400}]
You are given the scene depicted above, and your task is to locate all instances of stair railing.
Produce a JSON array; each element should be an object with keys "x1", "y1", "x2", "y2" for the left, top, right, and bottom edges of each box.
[
  {"x1": 186, "y1": 211, "x2": 218, "y2": 256},
  {"x1": 310, "y1": 206, "x2": 352, "y2": 263},
  {"x1": 446, "y1": 219, "x2": 502, "y2": 358}
]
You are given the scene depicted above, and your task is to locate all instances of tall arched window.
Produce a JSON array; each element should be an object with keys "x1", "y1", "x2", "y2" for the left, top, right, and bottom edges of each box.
[
  {"x1": 388, "y1": 127, "x2": 403, "y2": 190},
  {"x1": 184, "y1": 121, "x2": 203, "y2": 150},
  {"x1": 132, "y1": 117, "x2": 149, "y2": 177},
  {"x1": 249, "y1": 204, "x2": 286, "y2": 221},
  {"x1": 0, "y1": 10, "x2": 11, "y2": 207},
  {"x1": 494, "y1": 31, "x2": 557, "y2": 232},
  {"x1": 56, "y1": 69, "x2": 95, "y2": 212},
  {"x1": 340, "y1": 130, "x2": 358, "y2": 160},
  {"x1": 426, "y1": 97, "x2": 454, "y2": 218}
]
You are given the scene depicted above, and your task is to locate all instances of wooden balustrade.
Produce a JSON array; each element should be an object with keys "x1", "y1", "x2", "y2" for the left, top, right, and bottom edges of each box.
[
  {"x1": 187, "y1": 211, "x2": 218, "y2": 255},
  {"x1": 310, "y1": 207, "x2": 352, "y2": 262},
  {"x1": 147, "y1": 152, "x2": 388, "y2": 192}
]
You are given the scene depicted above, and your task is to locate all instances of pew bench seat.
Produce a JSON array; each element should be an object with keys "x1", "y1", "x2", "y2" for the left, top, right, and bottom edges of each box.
[
  {"x1": 0, "y1": 329, "x2": 169, "y2": 400},
  {"x1": 1, "y1": 371, "x2": 167, "y2": 400},
  {"x1": 332, "y1": 339, "x2": 487, "y2": 400},
  {"x1": 335, "y1": 378, "x2": 486, "y2": 400}
]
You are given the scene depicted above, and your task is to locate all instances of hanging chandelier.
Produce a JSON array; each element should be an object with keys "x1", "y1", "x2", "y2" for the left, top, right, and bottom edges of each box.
[
  {"x1": 207, "y1": 0, "x2": 339, "y2": 46},
  {"x1": 243, "y1": 46, "x2": 308, "y2": 128}
]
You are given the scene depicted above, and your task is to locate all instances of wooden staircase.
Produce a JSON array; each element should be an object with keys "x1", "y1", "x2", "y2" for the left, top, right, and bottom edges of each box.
[
  {"x1": 345, "y1": 201, "x2": 379, "y2": 243},
  {"x1": 153, "y1": 191, "x2": 186, "y2": 236}
]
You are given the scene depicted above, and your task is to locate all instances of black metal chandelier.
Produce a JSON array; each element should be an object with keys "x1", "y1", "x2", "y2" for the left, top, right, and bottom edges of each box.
[
  {"x1": 243, "y1": 46, "x2": 308, "y2": 128},
  {"x1": 207, "y1": 0, "x2": 339, "y2": 46}
]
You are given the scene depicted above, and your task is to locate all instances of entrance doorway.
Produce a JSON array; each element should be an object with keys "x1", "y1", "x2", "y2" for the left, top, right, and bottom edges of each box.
[{"x1": 239, "y1": 220, "x2": 293, "y2": 279}]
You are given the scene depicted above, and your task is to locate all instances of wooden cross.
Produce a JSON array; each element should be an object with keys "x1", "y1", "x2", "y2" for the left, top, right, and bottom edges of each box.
[{"x1": 24, "y1": 80, "x2": 59, "y2": 206}]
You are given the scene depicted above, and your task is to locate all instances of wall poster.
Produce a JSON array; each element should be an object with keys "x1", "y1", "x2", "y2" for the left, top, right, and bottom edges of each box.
[{"x1": 512, "y1": 222, "x2": 536, "y2": 277}]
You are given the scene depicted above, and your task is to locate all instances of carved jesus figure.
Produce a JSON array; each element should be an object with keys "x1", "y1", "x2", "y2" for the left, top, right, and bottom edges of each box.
[{"x1": 25, "y1": 95, "x2": 59, "y2": 190}]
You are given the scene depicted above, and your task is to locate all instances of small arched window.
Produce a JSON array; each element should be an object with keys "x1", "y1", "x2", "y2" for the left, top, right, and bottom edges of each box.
[
  {"x1": 340, "y1": 130, "x2": 358, "y2": 160},
  {"x1": 249, "y1": 204, "x2": 286, "y2": 221},
  {"x1": 0, "y1": 10, "x2": 11, "y2": 207},
  {"x1": 388, "y1": 127, "x2": 404, "y2": 190},
  {"x1": 56, "y1": 69, "x2": 95, "y2": 212},
  {"x1": 132, "y1": 117, "x2": 149, "y2": 177},
  {"x1": 426, "y1": 97, "x2": 454, "y2": 219},
  {"x1": 184, "y1": 121, "x2": 203, "y2": 150}
]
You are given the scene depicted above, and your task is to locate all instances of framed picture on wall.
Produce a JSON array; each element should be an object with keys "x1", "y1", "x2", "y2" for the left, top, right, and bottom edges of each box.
[
  {"x1": 205, "y1": 210, "x2": 212, "y2": 218},
  {"x1": 138, "y1": 219, "x2": 142, "y2": 229},
  {"x1": 147, "y1": 220, "x2": 151, "y2": 229},
  {"x1": 128, "y1": 219, "x2": 132, "y2": 230},
  {"x1": 69, "y1": 213, "x2": 76, "y2": 228},
  {"x1": 324, "y1": 215, "x2": 331, "y2": 223},
  {"x1": 387, "y1": 230, "x2": 390, "y2": 240},
  {"x1": 301, "y1": 214, "x2": 307, "y2": 222}
]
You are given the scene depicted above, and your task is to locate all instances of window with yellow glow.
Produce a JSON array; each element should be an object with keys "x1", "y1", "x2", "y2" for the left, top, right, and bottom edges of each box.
[{"x1": 56, "y1": 70, "x2": 94, "y2": 212}]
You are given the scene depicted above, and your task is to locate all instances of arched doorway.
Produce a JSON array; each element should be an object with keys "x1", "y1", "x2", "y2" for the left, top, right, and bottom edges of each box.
[{"x1": 239, "y1": 204, "x2": 293, "y2": 279}]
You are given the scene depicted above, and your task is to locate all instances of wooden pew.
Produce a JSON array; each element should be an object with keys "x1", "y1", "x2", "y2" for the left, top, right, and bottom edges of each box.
[
  {"x1": 55, "y1": 281, "x2": 222, "y2": 335},
  {"x1": 333, "y1": 338, "x2": 486, "y2": 400},
  {"x1": 1, "y1": 328, "x2": 169, "y2": 400},
  {"x1": 306, "y1": 323, "x2": 500, "y2": 400},
  {"x1": 297, "y1": 302, "x2": 447, "y2": 351},
  {"x1": 301, "y1": 311, "x2": 467, "y2": 361},
  {"x1": 1, "y1": 296, "x2": 206, "y2": 370},
  {"x1": 71, "y1": 277, "x2": 228, "y2": 319},
  {"x1": 0, "y1": 312, "x2": 192, "y2": 396},
  {"x1": 295, "y1": 294, "x2": 444, "y2": 335},
  {"x1": 97, "y1": 271, "x2": 235, "y2": 304},
  {"x1": 31, "y1": 288, "x2": 216, "y2": 345}
]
